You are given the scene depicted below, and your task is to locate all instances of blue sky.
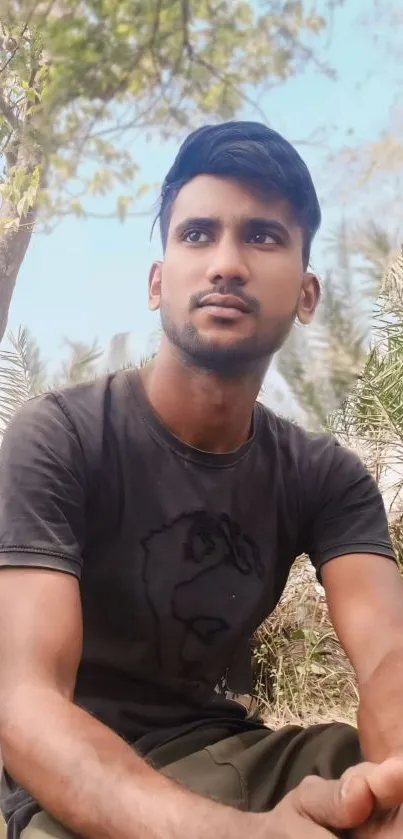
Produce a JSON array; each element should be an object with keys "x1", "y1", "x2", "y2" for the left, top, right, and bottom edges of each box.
[{"x1": 5, "y1": 1, "x2": 400, "y2": 378}]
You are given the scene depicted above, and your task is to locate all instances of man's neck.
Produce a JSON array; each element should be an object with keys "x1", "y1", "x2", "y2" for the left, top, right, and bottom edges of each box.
[{"x1": 139, "y1": 346, "x2": 268, "y2": 454}]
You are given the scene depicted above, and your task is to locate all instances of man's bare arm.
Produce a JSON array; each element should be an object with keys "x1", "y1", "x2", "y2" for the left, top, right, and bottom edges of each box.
[
  {"x1": 322, "y1": 553, "x2": 403, "y2": 763},
  {"x1": 0, "y1": 568, "x2": 254, "y2": 839}
]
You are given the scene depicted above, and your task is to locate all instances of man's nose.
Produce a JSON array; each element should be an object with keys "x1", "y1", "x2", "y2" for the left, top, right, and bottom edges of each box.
[{"x1": 206, "y1": 239, "x2": 250, "y2": 287}]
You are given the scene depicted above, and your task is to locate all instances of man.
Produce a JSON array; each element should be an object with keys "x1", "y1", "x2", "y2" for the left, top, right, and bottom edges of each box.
[{"x1": 0, "y1": 121, "x2": 403, "y2": 839}]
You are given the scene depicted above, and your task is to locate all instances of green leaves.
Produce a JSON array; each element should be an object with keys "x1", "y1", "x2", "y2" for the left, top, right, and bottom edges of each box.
[
  {"x1": 328, "y1": 249, "x2": 403, "y2": 562},
  {"x1": 342, "y1": 249, "x2": 403, "y2": 444},
  {"x1": 0, "y1": 163, "x2": 42, "y2": 230},
  {"x1": 1, "y1": 0, "x2": 338, "y2": 229}
]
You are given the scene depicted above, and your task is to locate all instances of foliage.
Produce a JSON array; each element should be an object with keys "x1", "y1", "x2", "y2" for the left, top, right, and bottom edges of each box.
[
  {"x1": 277, "y1": 221, "x2": 394, "y2": 429},
  {"x1": 330, "y1": 247, "x2": 403, "y2": 533},
  {"x1": 0, "y1": 326, "x2": 45, "y2": 431},
  {"x1": 252, "y1": 557, "x2": 357, "y2": 726}
]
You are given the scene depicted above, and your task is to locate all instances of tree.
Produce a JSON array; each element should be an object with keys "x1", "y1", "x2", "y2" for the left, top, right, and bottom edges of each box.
[
  {"x1": 333, "y1": 248, "x2": 403, "y2": 564},
  {"x1": 0, "y1": 0, "x2": 340, "y2": 346},
  {"x1": 276, "y1": 221, "x2": 397, "y2": 429},
  {"x1": 330, "y1": 248, "x2": 403, "y2": 525}
]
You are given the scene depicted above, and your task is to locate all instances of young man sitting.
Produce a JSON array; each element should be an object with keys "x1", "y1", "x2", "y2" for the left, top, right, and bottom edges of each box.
[{"x1": 0, "y1": 121, "x2": 403, "y2": 839}]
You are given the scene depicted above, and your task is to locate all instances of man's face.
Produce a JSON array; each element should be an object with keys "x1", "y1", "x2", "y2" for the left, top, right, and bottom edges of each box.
[{"x1": 149, "y1": 175, "x2": 320, "y2": 376}]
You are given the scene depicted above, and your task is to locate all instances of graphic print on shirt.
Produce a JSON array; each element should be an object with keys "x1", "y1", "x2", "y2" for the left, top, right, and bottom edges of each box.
[{"x1": 140, "y1": 510, "x2": 264, "y2": 695}]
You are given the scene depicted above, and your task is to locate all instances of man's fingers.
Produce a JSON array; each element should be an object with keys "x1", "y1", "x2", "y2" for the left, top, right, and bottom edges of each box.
[
  {"x1": 294, "y1": 774, "x2": 375, "y2": 830},
  {"x1": 343, "y1": 758, "x2": 403, "y2": 811}
]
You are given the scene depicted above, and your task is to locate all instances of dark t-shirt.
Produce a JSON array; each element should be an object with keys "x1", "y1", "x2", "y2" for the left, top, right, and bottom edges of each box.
[{"x1": 0, "y1": 369, "x2": 395, "y2": 834}]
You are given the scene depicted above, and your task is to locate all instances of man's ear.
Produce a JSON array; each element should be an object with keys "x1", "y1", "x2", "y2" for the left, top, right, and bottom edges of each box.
[
  {"x1": 148, "y1": 261, "x2": 163, "y2": 311},
  {"x1": 297, "y1": 272, "x2": 321, "y2": 325}
]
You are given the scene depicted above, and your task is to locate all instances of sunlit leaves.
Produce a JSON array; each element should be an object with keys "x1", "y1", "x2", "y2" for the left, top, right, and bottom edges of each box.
[
  {"x1": 0, "y1": 163, "x2": 42, "y2": 218},
  {"x1": 0, "y1": 0, "x2": 338, "y2": 230}
]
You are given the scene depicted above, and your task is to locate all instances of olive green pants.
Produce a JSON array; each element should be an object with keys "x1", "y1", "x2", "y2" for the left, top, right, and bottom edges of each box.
[{"x1": 13, "y1": 721, "x2": 361, "y2": 839}]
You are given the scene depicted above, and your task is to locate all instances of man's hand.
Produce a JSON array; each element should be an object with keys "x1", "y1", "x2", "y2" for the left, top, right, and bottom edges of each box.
[
  {"x1": 339, "y1": 759, "x2": 403, "y2": 838},
  {"x1": 249, "y1": 773, "x2": 375, "y2": 838},
  {"x1": 353, "y1": 809, "x2": 403, "y2": 839},
  {"x1": 343, "y1": 758, "x2": 403, "y2": 812}
]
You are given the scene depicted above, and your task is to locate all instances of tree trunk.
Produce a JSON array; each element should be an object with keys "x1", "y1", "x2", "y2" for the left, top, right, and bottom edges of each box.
[
  {"x1": 0, "y1": 199, "x2": 38, "y2": 343},
  {"x1": 0, "y1": 134, "x2": 43, "y2": 344}
]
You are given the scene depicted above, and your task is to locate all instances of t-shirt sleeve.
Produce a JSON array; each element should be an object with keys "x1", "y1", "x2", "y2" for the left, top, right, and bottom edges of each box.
[
  {"x1": 0, "y1": 392, "x2": 87, "y2": 578},
  {"x1": 303, "y1": 437, "x2": 395, "y2": 576}
]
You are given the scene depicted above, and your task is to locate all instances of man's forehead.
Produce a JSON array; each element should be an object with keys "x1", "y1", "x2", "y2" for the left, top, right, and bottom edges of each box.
[{"x1": 169, "y1": 174, "x2": 296, "y2": 227}]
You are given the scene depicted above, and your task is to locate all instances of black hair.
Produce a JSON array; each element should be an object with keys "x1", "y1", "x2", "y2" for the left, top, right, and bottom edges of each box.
[{"x1": 157, "y1": 121, "x2": 321, "y2": 269}]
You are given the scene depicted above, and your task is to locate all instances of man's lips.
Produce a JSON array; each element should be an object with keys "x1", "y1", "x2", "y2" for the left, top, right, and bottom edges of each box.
[{"x1": 197, "y1": 293, "x2": 252, "y2": 318}]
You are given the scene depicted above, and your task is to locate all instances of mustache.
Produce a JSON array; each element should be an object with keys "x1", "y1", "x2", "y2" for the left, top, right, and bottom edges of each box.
[{"x1": 189, "y1": 286, "x2": 260, "y2": 316}]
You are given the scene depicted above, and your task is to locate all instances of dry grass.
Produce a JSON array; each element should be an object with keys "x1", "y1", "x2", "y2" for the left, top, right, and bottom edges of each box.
[{"x1": 251, "y1": 557, "x2": 359, "y2": 729}]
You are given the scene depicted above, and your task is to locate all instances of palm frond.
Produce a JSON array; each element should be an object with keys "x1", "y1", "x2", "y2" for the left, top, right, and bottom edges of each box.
[
  {"x1": 54, "y1": 338, "x2": 103, "y2": 388},
  {"x1": 329, "y1": 245, "x2": 403, "y2": 517},
  {"x1": 381, "y1": 245, "x2": 403, "y2": 309},
  {"x1": 278, "y1": 223, "x2": 373, "y2": 428},
  {"x1": 350, "y1": 222, "x2": 399, "y2": 285},
  {"x1": 0, "y1": 328, "x2": 46, "y2": 434}
]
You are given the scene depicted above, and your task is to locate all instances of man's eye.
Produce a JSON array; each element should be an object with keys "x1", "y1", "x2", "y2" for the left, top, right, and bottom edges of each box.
[
  {"x1": 184, "y1": 230, "x2": 210, "y2": 243},
  {"x1": 249, "y1": 231, "x2": 278, "y2": 245}
]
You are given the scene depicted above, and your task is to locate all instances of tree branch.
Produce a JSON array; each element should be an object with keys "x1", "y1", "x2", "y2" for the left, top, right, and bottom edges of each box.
[
  {"x1": 0, "y1": 92, "x2": 21, "y2": 132},
  {"x1": 0, "y1": 18, "x2": 30, "y2": 75}
]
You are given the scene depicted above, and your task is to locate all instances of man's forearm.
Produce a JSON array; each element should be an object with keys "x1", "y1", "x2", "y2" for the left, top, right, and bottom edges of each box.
[
  {"x1": 358, "y1": 646, "x2": 403, "y2": 762},
  {"x1": 0, "y1": 687, "x2": 251, "y2": 839}
]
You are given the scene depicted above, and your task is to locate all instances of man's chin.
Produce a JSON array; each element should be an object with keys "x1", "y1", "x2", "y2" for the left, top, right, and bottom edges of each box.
[
  {"x1": 161, "y1": 312, "x2": 273, "y2": 374},
  {"x1": 180, "y1": 337, "x2": 271, "y2": 377}
]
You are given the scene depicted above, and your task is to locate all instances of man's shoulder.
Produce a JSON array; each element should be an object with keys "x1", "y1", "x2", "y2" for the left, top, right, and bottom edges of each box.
[
  {"x1": 48, "y1": 373, "x2": 117, "y2": 413},
  {"x1": 8, "y1": 370, "x2": 133, "y2": 463},
  {"x1": 256, "y1": 402, "x2": 363, "y2": 480},
  {"x1": 256, "y1": 401, "x2": 337, "y2": 454},
  {"x1": 23, "y1": 369, "x2": 129, "y2": 425}
]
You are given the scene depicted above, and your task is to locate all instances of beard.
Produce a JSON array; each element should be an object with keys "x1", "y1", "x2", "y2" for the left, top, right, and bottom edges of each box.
[{"x1": 160, "y1": 300, "x2": 297, "y2": 380}]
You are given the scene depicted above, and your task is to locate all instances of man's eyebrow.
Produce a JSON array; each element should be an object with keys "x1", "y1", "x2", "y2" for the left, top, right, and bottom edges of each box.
[
  {"x1": 246, "y1": 218, "x2": 292, "y2": 238},
  {"x1": 174, "y1": 217, "x2": 220, "y2": 235},
  {"x1": 173, "y1": 215, "x2": 293, "y2": 239}
]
